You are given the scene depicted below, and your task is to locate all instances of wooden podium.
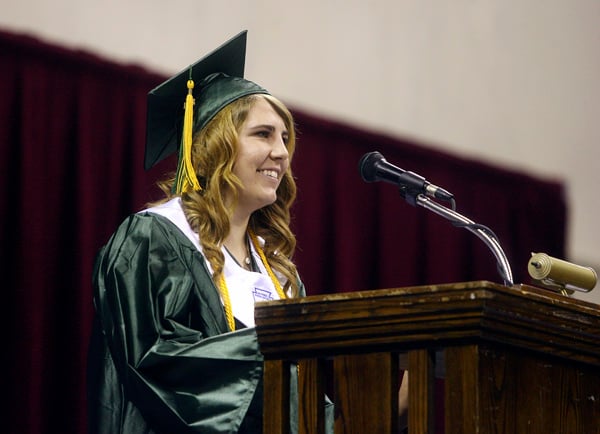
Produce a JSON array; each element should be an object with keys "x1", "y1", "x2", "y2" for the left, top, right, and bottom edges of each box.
[{"x1": 255, "y1": 281, "x2": 600, "y2": 434}]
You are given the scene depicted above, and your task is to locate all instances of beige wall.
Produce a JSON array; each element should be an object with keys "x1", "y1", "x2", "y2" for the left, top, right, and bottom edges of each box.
[{"x1": 2, "y1": 0, "x2": 599, "y2": 303}]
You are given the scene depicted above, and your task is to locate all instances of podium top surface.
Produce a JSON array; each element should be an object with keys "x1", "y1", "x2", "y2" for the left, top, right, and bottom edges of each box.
[{"x1": 254, "y1": 281, "x2": 600, "y2": 366}]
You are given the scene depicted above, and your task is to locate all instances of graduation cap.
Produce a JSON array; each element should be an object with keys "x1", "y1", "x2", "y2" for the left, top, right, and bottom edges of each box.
[{"x1": 145, "y1": 30, "x2": 269, "y2": 193}]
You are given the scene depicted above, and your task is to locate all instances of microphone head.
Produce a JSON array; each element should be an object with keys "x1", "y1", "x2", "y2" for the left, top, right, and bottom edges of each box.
[{"x1": 358, "y1": 151, "x2": 385, "y2": 182}]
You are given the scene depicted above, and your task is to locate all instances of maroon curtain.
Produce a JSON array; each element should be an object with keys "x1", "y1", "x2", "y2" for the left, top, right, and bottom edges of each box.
[
  {"x1": 0, "y1": 30, "x2": 566, "y2": 434},
  {"x1": 291, "y1": 111, "x2": 566, "y2": 294}
]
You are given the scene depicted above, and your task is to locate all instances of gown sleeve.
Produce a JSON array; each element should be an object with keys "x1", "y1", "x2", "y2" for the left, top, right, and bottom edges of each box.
[{"x1": 93, "y1": 213, "x2": 263, "y2": 433}]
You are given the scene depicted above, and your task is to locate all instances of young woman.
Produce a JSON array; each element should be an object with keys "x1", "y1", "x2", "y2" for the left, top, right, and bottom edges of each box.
[{"x1": 87, "y1": 32, "x2": 320, "y2": 434}]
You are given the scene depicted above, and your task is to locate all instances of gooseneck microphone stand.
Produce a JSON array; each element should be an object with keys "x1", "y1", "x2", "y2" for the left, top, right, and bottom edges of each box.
[{"x1": 414, "y1": 194, "x2": 514, "y2": 286}]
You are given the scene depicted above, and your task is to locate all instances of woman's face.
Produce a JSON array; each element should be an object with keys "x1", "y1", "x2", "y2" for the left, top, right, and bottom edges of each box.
[{"x1": 232, "y1": 97, "x2": 290, "y2": 217}]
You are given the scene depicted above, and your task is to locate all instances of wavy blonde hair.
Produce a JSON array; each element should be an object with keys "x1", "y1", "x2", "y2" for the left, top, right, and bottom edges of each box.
[{"x1": 155, "y1": 93, "x2": 299, "y2": 297}]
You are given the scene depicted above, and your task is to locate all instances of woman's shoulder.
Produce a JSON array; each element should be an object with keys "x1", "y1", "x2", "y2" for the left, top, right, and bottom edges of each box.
[
  {"x1": 103, "y1": 198, "x2": 195, "y2": 253},
  {"x1": 142, "y1": 197, "x2": 203, "y2": 250},
  {"x1": 94, "y1": 203, "x2": 203, "y2": 283},
  {"x1": 140, "y1": 197, "x2": 185, "y2": 226}
]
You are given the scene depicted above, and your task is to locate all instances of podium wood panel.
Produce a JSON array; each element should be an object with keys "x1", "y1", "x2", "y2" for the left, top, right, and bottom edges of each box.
[
  {"x1": 263, "y1": 360, "x2": 290, "y2": 434},
  {"x1": 255, "y1": 281, "x2": 600, "y2": 433},
  {"x1": 298, "y1": 358, "x2": 326, "y2": 434},
  {"x1": 444, "y1": 343, "x2": 600, "y2": 433},
  {"x1": 408, "y1": 350, "x2": 435, "y2": 434},
  {"x1": 333, "y1": 353, "x2": 398, "y2": 434}
]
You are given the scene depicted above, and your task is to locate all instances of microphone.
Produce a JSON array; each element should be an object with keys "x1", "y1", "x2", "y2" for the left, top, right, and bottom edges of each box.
[{"x1": 358, "y1": 151, "x2": 454, "y2": 202}]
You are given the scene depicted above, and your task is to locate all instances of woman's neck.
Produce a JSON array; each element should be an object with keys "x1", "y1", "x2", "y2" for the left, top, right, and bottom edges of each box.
[{"x1": 223, "y1": 214, "x2": 251, "y2": 268}]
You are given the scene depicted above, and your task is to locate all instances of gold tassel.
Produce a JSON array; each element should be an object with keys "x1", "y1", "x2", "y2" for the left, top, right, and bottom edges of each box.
[
  {"x1": 175, "y1": 75, "x2": 201, "y2": 193},
  {"x1": 218, "y1": 273, "x2": 236, "y2": 331}
]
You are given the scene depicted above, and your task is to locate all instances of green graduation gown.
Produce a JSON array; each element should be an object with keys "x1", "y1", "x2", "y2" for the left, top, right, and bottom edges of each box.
[{"x1": 87, "y1": 210, "x2": 302, "y2": 433}]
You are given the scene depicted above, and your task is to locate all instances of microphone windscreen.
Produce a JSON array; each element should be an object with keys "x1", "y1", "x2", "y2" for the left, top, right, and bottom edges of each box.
[
  {"x1": 358, "y1": 151, "x2": 384, "y2": 182},
  {"x1": 528, "y1": 252, "x2": 597, "y2": 291}
]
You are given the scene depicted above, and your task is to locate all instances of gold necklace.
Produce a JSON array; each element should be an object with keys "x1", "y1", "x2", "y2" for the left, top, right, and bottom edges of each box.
[{"x1": 218, "y1": 231, "x2": 286, "y2": 331}]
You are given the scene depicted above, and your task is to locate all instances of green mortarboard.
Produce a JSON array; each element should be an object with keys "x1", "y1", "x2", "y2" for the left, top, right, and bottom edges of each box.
[{"x1": 144, "y1": 30, "x2": 269, "y2": 187}]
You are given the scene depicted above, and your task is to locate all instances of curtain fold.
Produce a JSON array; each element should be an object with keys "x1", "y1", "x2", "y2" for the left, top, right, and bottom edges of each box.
[{"x1": 0, "y1": 29, "x2": 566, "y2": 434}]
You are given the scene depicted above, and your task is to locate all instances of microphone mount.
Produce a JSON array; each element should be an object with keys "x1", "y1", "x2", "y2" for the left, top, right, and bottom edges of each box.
[{"x1": 416, "y1": 194, "x2": 514, "y2": 286}]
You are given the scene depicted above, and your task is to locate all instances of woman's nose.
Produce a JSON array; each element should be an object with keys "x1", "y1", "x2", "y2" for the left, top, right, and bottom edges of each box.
[{"x1": 271, "y1": 136, "x2": 289, "y2": 160}]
